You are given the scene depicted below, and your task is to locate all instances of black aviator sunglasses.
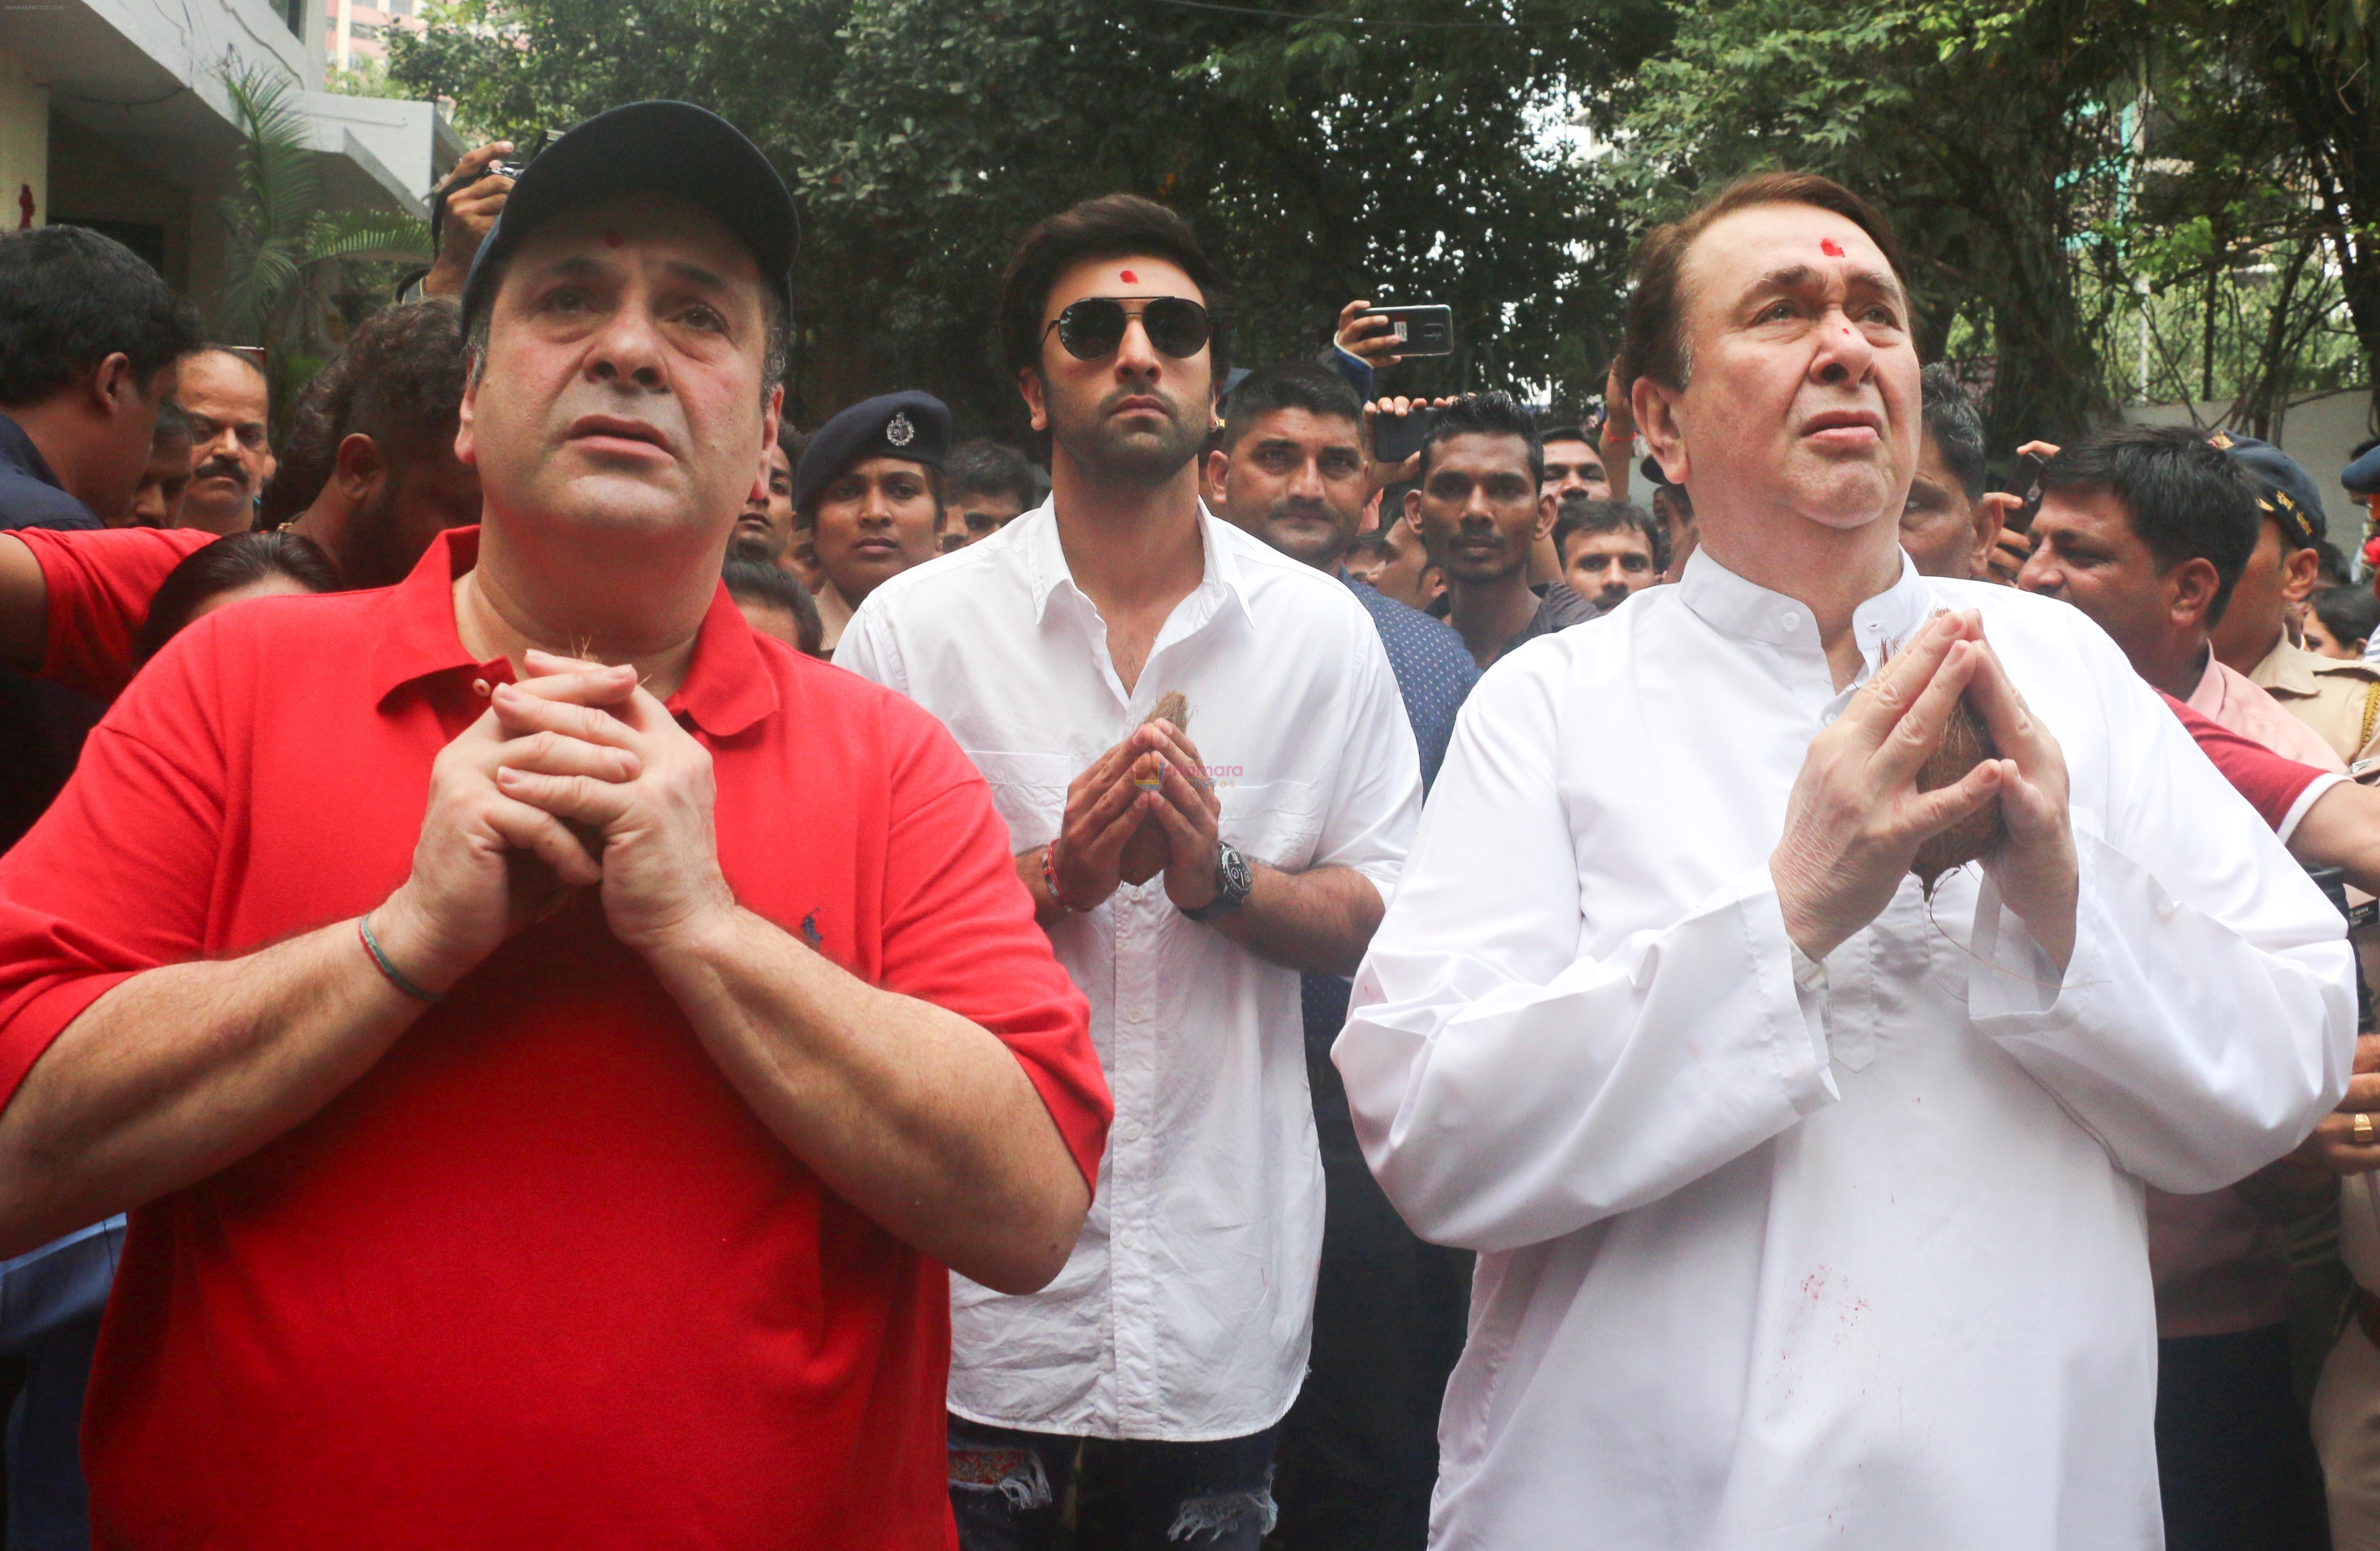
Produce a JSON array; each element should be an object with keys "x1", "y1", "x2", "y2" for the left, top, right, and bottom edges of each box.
[{"x1": 1043, "y1": 296, "x2": 1212, "y2": 362}]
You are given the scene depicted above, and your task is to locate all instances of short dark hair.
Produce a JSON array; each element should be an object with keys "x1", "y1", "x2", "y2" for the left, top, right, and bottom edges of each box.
[
  {"x1": 1344, "y1": 530, "x2": 1393, "y2": 565},
  {"x1": 945, "y1": 437, "x2": 1037, "y2": 509},
  {"x1": 1919, "y1": 364, "x2": 1986, "y2": 502},
  {"x1": 135, "y1": 531, "x2": 343, "y2": 665},
  {"x1": 1415, "y1": 391, "x2": 1543, "y2": 487},
  {"x1": 776, "y1": 420, "x2": 806, "y2": 464},
  {"x1": 1618, "y1": 171, "x2": 1904, "y2": 394},
  {"x1": 0, "y1": 225, "x2": 205, "y2": 408},
  {"x1": 1219, "y1": 362, "x2": 1361, "y2": 450},
  {"x1": 2041, "y1": 424, "x2": 2264, "y2": 627},
  {"x1": 1553, "y1": 495, "x2": 1667, "y2": 571},
  {"x1": 1537, "y1": 423, "x2": 1595, "y2": 449},
  {"x1": 722, "y1": 555, "x2": 823, "y2": 656},
  {"x1": 2314, "y1": 584, "x2": 2380, "y2": 652},
  {"x1": 261, "y1": 301, "x2": 467, "y2": 527},
  {"x1": 998, "y1": 194, "x2": 1231, "y2": 383}
]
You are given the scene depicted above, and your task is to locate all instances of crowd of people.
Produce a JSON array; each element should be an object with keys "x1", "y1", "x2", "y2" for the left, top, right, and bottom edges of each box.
[{"x1": 0, "y1": 98, "x2": 2379, "y2": 1551}]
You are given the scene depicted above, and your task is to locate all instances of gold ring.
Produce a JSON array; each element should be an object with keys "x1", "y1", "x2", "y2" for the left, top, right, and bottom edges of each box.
[{"x1": 2357, "y1": 1113, "x2": 2374, "y2": 1146}]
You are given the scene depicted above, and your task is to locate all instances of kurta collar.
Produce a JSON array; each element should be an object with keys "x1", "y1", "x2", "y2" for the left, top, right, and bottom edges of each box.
[
  {"x1": 368, "y1": 526, "x2": 778, "y2": 736},
  {"x1": 1678, "y1": 546, "x2": 1933, "y2": 665}
]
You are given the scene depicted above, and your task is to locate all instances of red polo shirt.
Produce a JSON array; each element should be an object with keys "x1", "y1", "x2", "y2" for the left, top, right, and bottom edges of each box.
[
  {"x1": 14, "y1": 523, "x2": 213, "y2": 699},
  {"x1": 0, "y1": 528, "x2": 1108, "y2": 1548}
]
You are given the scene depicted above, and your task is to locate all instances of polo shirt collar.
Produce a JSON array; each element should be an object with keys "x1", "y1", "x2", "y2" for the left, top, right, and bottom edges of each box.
[
  {"x1": 1679, "y1": 544, "x2": 1931, "y2": 663},
  {"x1": 368, "y1": 526, "x2": 778, "y2": 737},
  {"x1": 1020, "y1": 495, "x2": 1254, "y2": 634}
]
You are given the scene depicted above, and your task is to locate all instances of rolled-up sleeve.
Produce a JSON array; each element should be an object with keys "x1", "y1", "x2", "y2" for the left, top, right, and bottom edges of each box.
[{"x1": 1335, "y1": 650, "x2": 1835, "y2": 1254}]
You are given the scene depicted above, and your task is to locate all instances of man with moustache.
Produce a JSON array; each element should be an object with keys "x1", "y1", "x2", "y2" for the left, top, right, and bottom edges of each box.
[
  {"x1": 729, "y1": 420, "x2": 801, "y2": 568},
  {"x1": 0, "y1": 101, "x2": 1108, "y2": 1547},
  {"x1": 1206, "y1": 357, "x2": 1476, "y2": 1549},
  {"x1": 793, "y1": 391, "x2": 947, "y2": 655},
  {"x1": 1335, "y1": 171, "x2": 2351, "y2": 1548},
  {"x1": 1552, "y1": 496, "x2": 1664, "y2": 611},
  {"x1": 175, "y1": 346, "x2": 275, "y2": 534},
  {"x1": 0, "y1": 300, "x2": 483, "y2": 709},
  {"x1": 1537, "y1": 421, "x2": 1610, "y2": 506},
  {"x1": 838, "y1": 194, "x2": 1419, "y2": 1551}
]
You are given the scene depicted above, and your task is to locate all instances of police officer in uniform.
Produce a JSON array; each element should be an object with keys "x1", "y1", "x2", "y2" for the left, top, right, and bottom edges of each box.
[
  {"x1": 2211, "y1": 433, "x2": 2380, "y2": 766},
  {"x1": 790, "y1": 390, "x2": 951, "y2": 657}
]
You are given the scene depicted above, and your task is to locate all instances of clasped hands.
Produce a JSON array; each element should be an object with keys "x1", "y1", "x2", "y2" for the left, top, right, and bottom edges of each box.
[
  {"x1": 1769, "y1": 609, "x2": 2078, "y2": 969},
  {"x1": 373, "y1": 649, "x2": 732, "y2": 993},
  {"x1": 1047, "y1": 719, "x2": 1224, "y2": 915}
]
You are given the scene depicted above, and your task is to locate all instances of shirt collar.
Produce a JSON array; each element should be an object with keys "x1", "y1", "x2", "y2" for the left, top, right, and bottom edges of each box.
[
  {"x1": 2256, "y1": 637, "x2": 2323, "y2": 697},
  {"x1": 368, "y1": 526, "x2": 778, "y2": 737},
  {"x1": 0, "y1": 412, "x2": 62, "y2": 489},
  {"x1": 1019, "y1": 495, "x2": 1254, "y2": 633},
  {"x1": 1677, "y1": 544, "x2": 1932, "y2": 666}
]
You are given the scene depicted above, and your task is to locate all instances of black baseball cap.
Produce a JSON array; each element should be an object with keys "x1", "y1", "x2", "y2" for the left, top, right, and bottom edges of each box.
[{"x1": 459, "y1": 101, "x2": 798, "y2": 329}]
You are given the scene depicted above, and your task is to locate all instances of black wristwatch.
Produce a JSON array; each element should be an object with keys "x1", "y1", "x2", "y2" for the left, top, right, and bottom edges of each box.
[{"x1": 1180, "y1": 842, "x2": 1253, "y2": 922}]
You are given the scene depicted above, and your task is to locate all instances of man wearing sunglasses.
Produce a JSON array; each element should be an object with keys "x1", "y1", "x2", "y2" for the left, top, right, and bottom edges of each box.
[{"x1": 838, "y1": 194, "x2": 1421, "y2": 1551}]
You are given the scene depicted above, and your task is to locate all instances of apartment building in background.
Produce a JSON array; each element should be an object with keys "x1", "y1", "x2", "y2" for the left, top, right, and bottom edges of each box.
[{"x1": 0, "y1": 0, "x2": 457, "y2": 326}]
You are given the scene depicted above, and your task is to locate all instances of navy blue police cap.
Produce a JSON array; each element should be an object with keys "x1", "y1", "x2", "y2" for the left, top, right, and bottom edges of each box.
[
  {"x1": 2345, "y1": 443, "x2": 2380, "y2": 499},
  {"x1": 791, "y1": 391, "x2": 952, "y2": 514},
  {"x1": 2210, "y1": 431, "x2": 2326, "y2": 549}
]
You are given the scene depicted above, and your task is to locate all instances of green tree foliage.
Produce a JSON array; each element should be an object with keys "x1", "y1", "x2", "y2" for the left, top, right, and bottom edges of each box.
[
  {"x1": 390, "y1": 0, "x2": 1666, "y2": 435},
  {"x1": 1610, "y1": 0, "x2": 2380, "y2": 446},
  {"x1": 1609, "y1": 0, "x2": 2147, "y2": 450}
]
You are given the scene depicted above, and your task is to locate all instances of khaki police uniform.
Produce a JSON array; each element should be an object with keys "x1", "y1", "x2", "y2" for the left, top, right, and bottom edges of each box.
[{"x1": 2251, "y1": 636, "x2": 2380, "y2": 767}]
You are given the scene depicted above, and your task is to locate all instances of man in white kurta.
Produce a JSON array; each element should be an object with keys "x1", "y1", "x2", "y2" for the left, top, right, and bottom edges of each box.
[{"x1": 1335, "y1": 172, "x2": 2356, "y2": 1550}]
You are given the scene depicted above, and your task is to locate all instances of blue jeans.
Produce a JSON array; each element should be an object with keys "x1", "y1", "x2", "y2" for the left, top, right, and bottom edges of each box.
[{"x1": 947, "y1": 1415, "x2": 1277, "y2": 1551}]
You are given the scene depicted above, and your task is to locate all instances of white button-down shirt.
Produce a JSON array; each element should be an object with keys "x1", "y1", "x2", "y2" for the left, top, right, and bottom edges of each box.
[
  {"x1": 839, "y1": 499, "x2": 1421, "y2": 1440},
  {"x1": 1337, "y1": 549, "x2": 2354, "y2": 1549}
]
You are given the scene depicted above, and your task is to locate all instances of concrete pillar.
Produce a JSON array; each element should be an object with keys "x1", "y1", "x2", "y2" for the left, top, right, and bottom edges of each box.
[{"x1": 0, "y1": 46, "x2": 48, "y2": 230}]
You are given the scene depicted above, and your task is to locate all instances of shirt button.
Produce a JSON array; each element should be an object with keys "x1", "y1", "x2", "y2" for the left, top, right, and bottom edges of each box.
[{"x1": 1783, "y1": 616, "x2": 1800, "y2": 632}]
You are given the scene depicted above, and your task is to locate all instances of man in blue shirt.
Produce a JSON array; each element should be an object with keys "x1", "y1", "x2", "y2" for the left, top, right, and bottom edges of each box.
[
  {"x1": 0, "y1": 220, "x2": 201, "y2": 1550},
  {"x1": 1207, "y1": 361, "x2": 1476, "y2": 1550}
]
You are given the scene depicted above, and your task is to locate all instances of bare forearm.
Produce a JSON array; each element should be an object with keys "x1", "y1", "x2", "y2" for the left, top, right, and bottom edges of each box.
[
  {"x1": 648, "y1": 906, "x2": 1089, "y2": 1293},
  {"x1": 1208, "y1": 863, "x2": 1385, "y2": 977},
  {"x1": 2290, "y1": 782, "x2": 2380, "y2": 899},
  {"x1": 0, "y1": 917, "x2": 423, "y2": 1255}
]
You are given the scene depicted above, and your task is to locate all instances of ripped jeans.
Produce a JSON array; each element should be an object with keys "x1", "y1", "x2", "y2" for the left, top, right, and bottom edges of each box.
[{"x1": 947, "y1": 1415, "x2": 1278, "y2": 1551}]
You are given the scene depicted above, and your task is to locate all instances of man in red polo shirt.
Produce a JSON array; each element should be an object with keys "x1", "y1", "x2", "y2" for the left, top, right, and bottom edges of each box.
[{"x1": 0, "y1": 101, "x2": 1107, "y2": 1548}]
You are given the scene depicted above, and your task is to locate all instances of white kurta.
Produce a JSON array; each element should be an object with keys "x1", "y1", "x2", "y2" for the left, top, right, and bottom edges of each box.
[{"x1": 1336, "y1": 550, "x2": 2356, "y2": 1550}]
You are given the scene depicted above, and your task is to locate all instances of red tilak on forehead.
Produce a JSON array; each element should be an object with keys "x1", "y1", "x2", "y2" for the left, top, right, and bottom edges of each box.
[
  {"x1": 1819, "y1": 238, "x2": 1844, "y2": 258},
  {"x1": 603, "y1": 231, "x2": 625, "y2": 248},
  {"x1": 1119, "y1": 269, "x2": 1138, "y2": 284}
]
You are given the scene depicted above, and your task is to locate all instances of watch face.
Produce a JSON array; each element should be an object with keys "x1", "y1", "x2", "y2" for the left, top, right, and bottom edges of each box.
[{"x1": 1219, "y1": 844, "x2": 1253, "y2": 900}]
